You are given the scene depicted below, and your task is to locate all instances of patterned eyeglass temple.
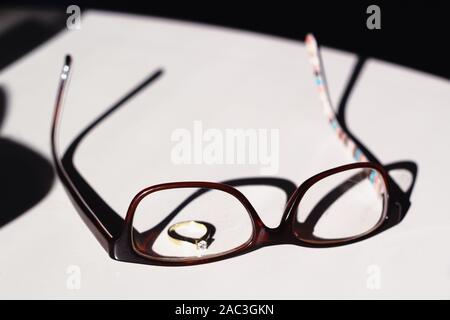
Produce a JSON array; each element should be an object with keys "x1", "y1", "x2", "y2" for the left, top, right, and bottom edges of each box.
[{"x1": 305, "y1": 34, "x2": 385, "y2": 195}]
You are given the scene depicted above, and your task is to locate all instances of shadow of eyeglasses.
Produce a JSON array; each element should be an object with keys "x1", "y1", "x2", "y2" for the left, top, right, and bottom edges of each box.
[
  {"x1": 136, "y1": 55, "x2": 418, "y2": 242},
  {"x1": 0, "y1": 86, "x2": 55, "y2": 229},
  {"x1": 61, "y1": 54, "x2": 418, "y2": 244}
]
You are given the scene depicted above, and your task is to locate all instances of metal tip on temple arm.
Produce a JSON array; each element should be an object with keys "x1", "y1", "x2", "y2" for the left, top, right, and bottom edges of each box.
[
  {"x1": 61, "y1": 55, "x2": 72, "y2": 80},
  {"x1": 305, "y1": 33, "x2": 317, "y2": 48},
  {"x1": 305, "y1": 33, "x2": 314, "y2": 42}
]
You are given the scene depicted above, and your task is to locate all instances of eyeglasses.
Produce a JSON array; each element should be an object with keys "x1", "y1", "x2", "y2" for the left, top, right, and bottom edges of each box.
[{"x1": 51, "y1": 34, "x2": 410, "y2": 266}]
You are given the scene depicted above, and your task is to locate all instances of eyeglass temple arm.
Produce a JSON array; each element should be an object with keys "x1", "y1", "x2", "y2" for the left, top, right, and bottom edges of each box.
[
  {"x1": 306, "y1": 35, "x2": 414, "y2": 214},
  {"x1": 305, "y1": 34, "x2": 370, "y2": 163},
  {"x1": 51, "y1": 56, "x2": 115, "y2": 251},
  {"x1": 52, "y1": 56, "x2": 165, "y2": 252}
]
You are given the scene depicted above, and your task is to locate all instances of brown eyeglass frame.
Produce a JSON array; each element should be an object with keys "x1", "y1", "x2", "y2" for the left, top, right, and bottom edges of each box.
[{"x1": 50, "y1": 35, "x2": 411, "y2": 266}]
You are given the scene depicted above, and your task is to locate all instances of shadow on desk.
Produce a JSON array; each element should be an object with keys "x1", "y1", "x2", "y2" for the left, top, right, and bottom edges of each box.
[{"x1": 0, "y1": 86, "x2": 55, "y2": 228}]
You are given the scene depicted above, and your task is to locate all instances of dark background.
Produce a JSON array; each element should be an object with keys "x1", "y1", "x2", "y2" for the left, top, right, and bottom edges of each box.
[{"x1": 0, "y1": 0, "x2": 449, "y2": 79}]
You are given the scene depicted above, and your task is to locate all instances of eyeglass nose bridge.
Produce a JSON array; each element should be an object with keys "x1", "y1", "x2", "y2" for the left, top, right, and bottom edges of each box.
[
  {"x1": 253, "y1": 223, "x2": 296, "y2": 246},
  {"x1": 247, "y1": 190, "x2": 303, "y2": 247}
]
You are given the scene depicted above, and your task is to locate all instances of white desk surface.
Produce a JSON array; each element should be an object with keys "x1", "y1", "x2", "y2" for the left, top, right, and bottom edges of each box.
[{"x1": 0, "y1": 10, "x2": 449, "y2": 299}]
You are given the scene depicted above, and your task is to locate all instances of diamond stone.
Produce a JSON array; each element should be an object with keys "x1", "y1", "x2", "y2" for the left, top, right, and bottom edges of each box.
[{"x1": 196, "y1": 240, "x2": 208, "y2": 255}]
